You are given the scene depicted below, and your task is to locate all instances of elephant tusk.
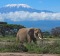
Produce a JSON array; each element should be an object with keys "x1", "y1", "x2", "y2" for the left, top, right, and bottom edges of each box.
[{"x1": 39, "y1": 37, "x2": 42, "y2": 39}]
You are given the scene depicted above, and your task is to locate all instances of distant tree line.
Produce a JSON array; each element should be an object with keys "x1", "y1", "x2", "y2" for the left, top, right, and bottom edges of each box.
[
  {"x1": 43, "y1": 27, "x2": 60, "y2": 38},
  {"x1": 0, "y1": 22, "x2": 25, "y2": 36},
  {"x1": 51, "y1": 27, "x2": 60, "y2": 37}
]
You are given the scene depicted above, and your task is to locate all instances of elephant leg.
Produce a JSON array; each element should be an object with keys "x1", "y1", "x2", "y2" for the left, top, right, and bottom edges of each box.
[
  {"x1": 27, "y1": 35, "x2": 31, "y2": 43},
  {"x1": 33, "y1": 38, "x2": 37, "y2": 44}
]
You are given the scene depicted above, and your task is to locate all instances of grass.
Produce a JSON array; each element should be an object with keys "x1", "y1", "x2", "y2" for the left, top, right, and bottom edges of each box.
[
  {"x1": 0, "y1": 35, "x2": 16, "y2": 42},
  {"x1": 0, "y1": 35, "x2": 60, "y2": 54},
  {"x1": 0, "y1": 43, "x2": 21, "y2": 52},
  {"x1": 25, "y1": 40, "x2": 60, "y2": 54}
]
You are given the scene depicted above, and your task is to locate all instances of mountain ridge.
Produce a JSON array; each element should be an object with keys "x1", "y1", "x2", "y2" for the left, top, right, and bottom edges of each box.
[{"x1": 0, "y1": 4, "x2": 53, "y2": 13}]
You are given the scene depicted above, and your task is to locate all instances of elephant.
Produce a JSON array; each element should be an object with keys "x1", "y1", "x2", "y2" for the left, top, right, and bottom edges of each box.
[{"x1": 16, "y1": 28, "x2": 43, "y2": 44}]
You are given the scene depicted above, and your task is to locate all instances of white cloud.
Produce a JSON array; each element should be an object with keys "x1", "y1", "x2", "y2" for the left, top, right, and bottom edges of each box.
[{"x1": 0, "y1": 11, "x2": 60, "y2": 21}]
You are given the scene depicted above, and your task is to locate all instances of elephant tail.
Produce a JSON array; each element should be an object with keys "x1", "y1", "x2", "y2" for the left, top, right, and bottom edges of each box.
[{"x1": 16, "y1": 33, "x2": 19, "y2": 43}]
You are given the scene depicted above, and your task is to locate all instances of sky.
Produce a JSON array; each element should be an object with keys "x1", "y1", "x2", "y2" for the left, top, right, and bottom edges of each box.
[
  {"x1": 0, "y1": 0, "x2": 60, "y2": 31},
  {"x1": 0, "y1": 0, "x2": 60, "y2": 12}
]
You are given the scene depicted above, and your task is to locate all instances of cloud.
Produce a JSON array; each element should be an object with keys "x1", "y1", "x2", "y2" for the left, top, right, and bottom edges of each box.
[{"x1": 0, "y1": 11, "x2": 60, "y2": 21}]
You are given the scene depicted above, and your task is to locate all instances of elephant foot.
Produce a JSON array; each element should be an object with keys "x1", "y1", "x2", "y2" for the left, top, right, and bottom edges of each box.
[{"x1": 18, "y1": 43, "x2": 28, "y2": 52}]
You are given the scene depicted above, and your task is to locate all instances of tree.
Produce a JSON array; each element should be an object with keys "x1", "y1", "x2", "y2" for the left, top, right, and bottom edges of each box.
[
  {"x1": 0, "y1": 26, "x2": 5, "y2": 36},
  {"x1": 0, "y1": 23, "x2": 25, "y2": 36},
  {"x1": 51, "y1": 27, "x2": 60, "y2": 37}
]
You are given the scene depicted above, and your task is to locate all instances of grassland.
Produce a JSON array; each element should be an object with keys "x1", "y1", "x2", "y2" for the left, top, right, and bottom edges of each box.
[{"x1": 0, "y1": 35, "x2": 60, "y2": 54}]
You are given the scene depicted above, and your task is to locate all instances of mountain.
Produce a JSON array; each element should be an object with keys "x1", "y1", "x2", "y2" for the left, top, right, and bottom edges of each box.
[
  {"x1": 0, "y1": 4, "x2": 60, "y2": 31},
  {"x1": 0, "y1": 4, "x2": 53, "y2": 13}
]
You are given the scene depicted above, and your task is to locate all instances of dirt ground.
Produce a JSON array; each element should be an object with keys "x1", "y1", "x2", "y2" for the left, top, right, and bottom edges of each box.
[{"x1": 0, "y1": 53, "x2": 59, "y2": 56}]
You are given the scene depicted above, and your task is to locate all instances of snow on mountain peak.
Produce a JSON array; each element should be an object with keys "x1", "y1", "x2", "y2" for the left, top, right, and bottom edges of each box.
[{"x1": 5, "y1": 4, "x2": 31, "y2": 8}]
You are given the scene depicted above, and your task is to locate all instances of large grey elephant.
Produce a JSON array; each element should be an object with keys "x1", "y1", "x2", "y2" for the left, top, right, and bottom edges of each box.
[{"x1": 16, "y1": 28, "x2": 43, "y2": 44}]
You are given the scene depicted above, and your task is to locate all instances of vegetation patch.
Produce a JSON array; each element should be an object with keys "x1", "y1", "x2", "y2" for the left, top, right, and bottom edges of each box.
[{"x1": 0, "y1": 36, "x2": 60, "y2": 54}]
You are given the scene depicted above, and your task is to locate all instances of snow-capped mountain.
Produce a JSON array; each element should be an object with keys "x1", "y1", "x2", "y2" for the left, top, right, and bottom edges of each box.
[
  {"x1": 5, "y1": 4, "x2": 31, "y2": 8},
  {"x1": 0, "y1": 4, "x2": 53, "y2": 13}
]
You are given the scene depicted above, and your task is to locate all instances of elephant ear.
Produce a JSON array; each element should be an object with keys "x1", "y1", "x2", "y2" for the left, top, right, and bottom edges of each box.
[{"x1": 28, "y1": 28, "x2": 34, "y2": 36}]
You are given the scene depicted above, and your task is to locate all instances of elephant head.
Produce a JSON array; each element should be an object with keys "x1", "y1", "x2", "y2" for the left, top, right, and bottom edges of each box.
[
  {"x1": 28, "y1": 28, "x2": 43, "y2": 41},
  {"x1": 34, "y1": 28, "x2": 43, "y2": 39}
]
